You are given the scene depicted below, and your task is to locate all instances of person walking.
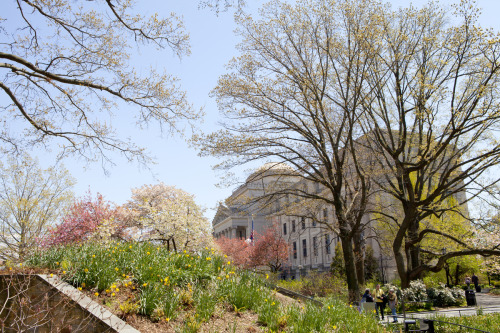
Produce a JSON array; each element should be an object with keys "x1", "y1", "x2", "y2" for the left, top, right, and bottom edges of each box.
[
  {"x1": 374, "y1": 284, "x2": 385, "y2": 320},
  {"x1": 472, "y1": 273, "x2": 479, "y2": 291},
  {"x1": 388, "y1": 289, "x2": 398, "y2": 323}
]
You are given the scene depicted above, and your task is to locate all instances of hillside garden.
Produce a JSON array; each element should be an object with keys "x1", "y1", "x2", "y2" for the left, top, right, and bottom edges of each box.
[
  {"x1": 23, "y1": 241, "x2": 384, "y2": 332},
  {"x1": 1, "y1": 241, "x2": 496, "y2": 332}
]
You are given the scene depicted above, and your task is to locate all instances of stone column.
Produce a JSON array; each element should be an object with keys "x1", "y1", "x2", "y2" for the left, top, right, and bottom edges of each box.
[{"x1": 231, "y1": 227, "x2": 237, "y2": 239}]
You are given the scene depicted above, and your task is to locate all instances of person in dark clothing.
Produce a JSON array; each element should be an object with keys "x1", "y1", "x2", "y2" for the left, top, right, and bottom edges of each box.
[
  {"x1": 361, "y1": 289, "x2": 374, "y2": 303},
  {"x1": 472, "y1": 273, "x2": 479, "y2": 290},
  {"x1": 471, "y1": 273, "x2": 481, "y2": 293}
]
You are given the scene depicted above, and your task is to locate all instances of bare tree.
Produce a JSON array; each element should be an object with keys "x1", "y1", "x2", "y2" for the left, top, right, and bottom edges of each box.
[
  {"x1": 0, "y1": 0, "x2": 201, "y2": 166},
  {"x1": 361, "y1": 0, "x2": 500, "y2": 287},
  {"x1": 199, "y1": 0, "x2": 246, "y2": 13},
  {"x1": 0, "y1": 154, "x2": 74, "y2": 261},
  {"x1": 195, "y1": 0, "x2": 384, "y2": 301}
]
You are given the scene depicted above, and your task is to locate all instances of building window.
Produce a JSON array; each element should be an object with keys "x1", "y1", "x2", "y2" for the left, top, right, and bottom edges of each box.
[
  {"x1": 312, "y1": 218, "x2": 316, "y2": 227},
  {"x1": 283, "y1": 222, "x2": 287, "y2": 235},
  {"x1": 301, "y1": 217, "x2": 306, "y2": 230},
  {"x1": 292, "y1": 220, "x2": 296, "y2": 233},
  {"x1": 325, "y1": 234, "x2": 331, "y2": 254},
  {"x1": 293, "y1": 242, "x2": 297, "y2": 259},
  {"x1": 323, "y1": 208, "x2": 328, "y2": 220},
  {"x1": 313, "y1": 236, "x2": 318, "y2": 256},
  {"x1": 302, "y1": 239, "x2": 307, "y2": 257},
  {"x1": 315, "y1": 182, "x2": 320, "y2": 193}
]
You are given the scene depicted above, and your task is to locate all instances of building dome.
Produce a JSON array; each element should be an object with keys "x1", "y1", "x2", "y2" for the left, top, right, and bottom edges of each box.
[{"x1": 246, "y1": 162, "x2": 295, "y2": 182}]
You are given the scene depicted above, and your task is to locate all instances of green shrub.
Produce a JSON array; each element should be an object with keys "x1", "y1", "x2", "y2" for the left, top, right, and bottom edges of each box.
[
  {"x1": 277, "y1": 271, "x2": 347, "y2": 299},
  {"x1": 489, "y1": 288, "x2": 500, "y2": 295}
]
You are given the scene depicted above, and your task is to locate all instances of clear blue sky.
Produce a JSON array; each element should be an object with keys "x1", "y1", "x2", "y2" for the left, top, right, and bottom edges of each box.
[{"x1": 13, "y1": 0, "x2": 500, "y2": 221}]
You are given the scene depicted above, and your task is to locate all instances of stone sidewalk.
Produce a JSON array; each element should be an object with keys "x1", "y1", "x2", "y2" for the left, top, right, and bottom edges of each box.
[{"x1": 387, "y1": 292, "x2": 500, "y2": 323}]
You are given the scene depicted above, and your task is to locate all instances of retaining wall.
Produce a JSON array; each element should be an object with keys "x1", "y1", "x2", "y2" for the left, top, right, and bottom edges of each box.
[{"x1": 0, "y1": 274, "x2": 139, "y2": 333}]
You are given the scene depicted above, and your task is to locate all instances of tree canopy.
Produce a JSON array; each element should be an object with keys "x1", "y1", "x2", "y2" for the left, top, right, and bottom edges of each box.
[
  {"x1": 126, "y1": 183, "x2": 212, "y2": 251},
  {"x1": 0, "y1": 0, "x2": 201, "y2": 165},
  {"x1": 0, "y1": 154, "x2": 74, "y2": 259},
  {"x1": 196, "y1": 0, "x2": 500, "y2": 291}
]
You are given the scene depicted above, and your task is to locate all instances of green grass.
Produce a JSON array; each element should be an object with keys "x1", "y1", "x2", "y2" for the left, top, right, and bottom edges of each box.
[
  {"x1": 26, "y1": 241, "x2": 390, "y2": 332},
  {"x1": 429, "y1": 313, "x2": 500, "y2": 332}
]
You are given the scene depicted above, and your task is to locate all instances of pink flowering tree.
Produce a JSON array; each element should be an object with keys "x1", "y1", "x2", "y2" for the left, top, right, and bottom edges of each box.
[
  {"x1": 216, "y1": 223, "x2": 288, "y2": 272},
  {"x1": 216, "y1": 236, "x2": 254, "y2": 268},
  {"x1": 252, "y1": 224, "x2": 289, "y2": 272},
  {"x1": 41, "y1": 192, "x2": 121, "y2": 247}
]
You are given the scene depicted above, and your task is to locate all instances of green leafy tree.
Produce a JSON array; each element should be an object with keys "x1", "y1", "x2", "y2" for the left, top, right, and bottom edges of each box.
[{"x1": 360, "y1": 0, "x2": 500, "y2": 287}]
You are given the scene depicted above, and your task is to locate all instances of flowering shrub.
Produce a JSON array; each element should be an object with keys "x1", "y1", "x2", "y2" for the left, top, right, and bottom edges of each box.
[
  {"x1": 427, "y1": 284, "x2": 465, "y2": 307},
  {"x1": 402, "y1": 280, "x2": 428, "y2": 302}
]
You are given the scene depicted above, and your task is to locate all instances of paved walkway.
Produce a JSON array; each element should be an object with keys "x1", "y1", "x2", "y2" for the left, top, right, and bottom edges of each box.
[{"x1": 380, "y1": 292, "x2": 500, "y2": 326}]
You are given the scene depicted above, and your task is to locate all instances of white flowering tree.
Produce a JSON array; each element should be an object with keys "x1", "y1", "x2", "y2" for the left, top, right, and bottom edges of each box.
[
  {"x1": 473, "y1": 224, "x2": 500, "y2": 281},
  {"x1": 126, "y1": 183, "x2": 212, "y2": 251}
]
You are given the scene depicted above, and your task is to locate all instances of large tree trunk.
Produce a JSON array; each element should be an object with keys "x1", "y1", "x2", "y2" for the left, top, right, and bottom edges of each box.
[
  {"x1": 407, "y1": 217, "x2": 421, "y2": 280},
  {"x1": 353, "y1": 231, "x2": 365, "y2": 286},
  {"x1": 393, "y1": 215, "x2": 410, "y2": 288},
  {"x1": 340, "y1": 234, "x2": 360, "y2": 303}
]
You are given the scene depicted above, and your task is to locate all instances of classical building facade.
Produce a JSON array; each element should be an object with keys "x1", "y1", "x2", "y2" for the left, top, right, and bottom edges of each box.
[{"x1": 212, "y1": 162, "x2": 397, "y2": 281}]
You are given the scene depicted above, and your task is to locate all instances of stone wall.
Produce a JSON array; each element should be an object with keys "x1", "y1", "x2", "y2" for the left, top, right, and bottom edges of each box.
[{"x1": 0, "y1": 274, "x2": 139, "y2": 333}]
